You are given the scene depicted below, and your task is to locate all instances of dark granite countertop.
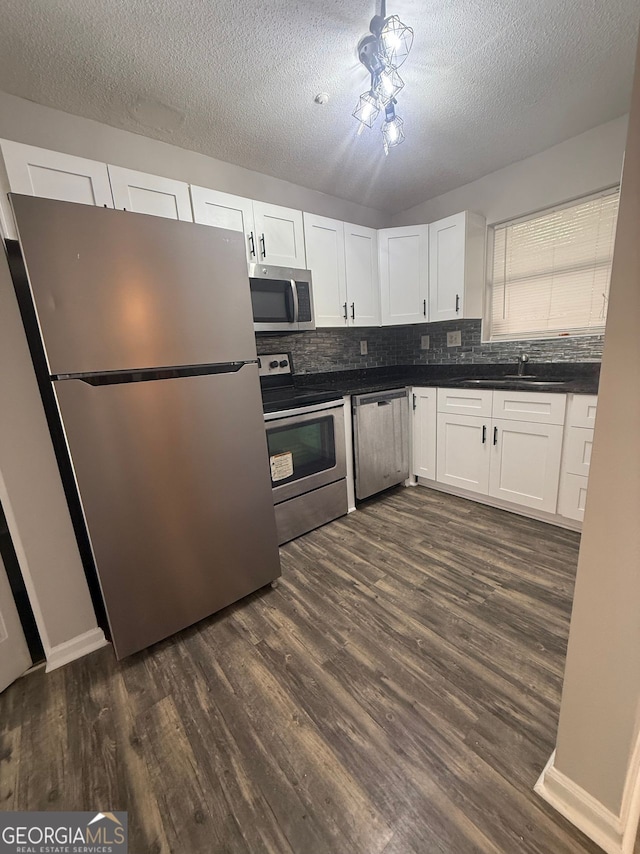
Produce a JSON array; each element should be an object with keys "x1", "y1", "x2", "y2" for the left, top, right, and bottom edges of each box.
[{"x1": 294, "y1": 363, "x2": 600, "y2": 397}]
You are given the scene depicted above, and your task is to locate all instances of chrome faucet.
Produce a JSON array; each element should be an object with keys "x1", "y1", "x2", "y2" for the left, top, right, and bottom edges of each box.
[{"x1": 517, "y1": 353, "x2": 530, "y2": 377}]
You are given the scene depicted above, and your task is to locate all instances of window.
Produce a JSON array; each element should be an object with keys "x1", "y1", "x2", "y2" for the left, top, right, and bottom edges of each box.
[{"x1": 487, "y1": 189, "x2": 619, "y2": 341}]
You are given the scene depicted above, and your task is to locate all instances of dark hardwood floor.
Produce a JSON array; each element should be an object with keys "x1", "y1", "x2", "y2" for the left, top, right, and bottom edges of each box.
[{"x1": 0, "y1": 487, "x2": 609, "y2": 853}]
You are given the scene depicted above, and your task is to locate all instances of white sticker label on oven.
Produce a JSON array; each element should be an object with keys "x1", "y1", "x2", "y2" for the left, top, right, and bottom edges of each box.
[{"x1": 270, "y1": 452, "x2": 294, "y2": 482}]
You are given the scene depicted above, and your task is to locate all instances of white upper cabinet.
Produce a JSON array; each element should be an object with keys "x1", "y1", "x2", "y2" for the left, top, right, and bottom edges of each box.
[
  {"x1": 0, "y1": 140, "x2": 114, "y2": 238},
  {"x1": 428, "y1": 211, "x2": 486, "y2": 322},
  {"x1": 305, "y1": 216, "x2": 380, "y2": 327},
  {"x1": 344, "y1": 223, "x2": 380, "y2": 327},
  {"x1": 303, "y1": 213, "x2": 347, "y2": 327},
  {"x1": 108, "y1": 165, "x2": 193, "y2": 221},
  {"x1": 378, "y1": 225, "x2": 429, "y2": 325},
  {"x1": 191, "y1": 186, "x2": 257, "y2": 262},
  {"x1": 253, "y1": 201, "x2": 306, "y2": 268}
]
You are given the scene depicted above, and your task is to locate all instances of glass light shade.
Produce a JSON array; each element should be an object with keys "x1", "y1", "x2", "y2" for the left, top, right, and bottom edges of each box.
[
  {"x1": 352, "y1": 91, "x2": 380, "y2": 131},
  {"x1": 376, "y1": 68, "x2": 404, "y2": 106},
  {"x1": 380, "y1": 15, "x2": 414, "y2": 69},
  {"x1": 382, "y1": 113, "x2": 405, "y2": 154}
]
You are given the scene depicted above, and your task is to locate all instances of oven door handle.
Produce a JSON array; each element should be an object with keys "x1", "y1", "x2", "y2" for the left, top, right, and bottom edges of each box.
[
  {"x1": 264, "y1": 399, "x2": 345, "y2": 421},
  {"x1": 290, "y1": 279, "x2": 299, "y2": 324}
]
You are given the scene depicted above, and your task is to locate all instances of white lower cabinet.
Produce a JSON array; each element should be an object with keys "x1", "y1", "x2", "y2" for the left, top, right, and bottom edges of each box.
[
  {"x1": 558, "y1": 395, "x2": 598, "y2": 521},
  {"x1": 489, "y1": 419, "x2": 564, "y2": 513},
  {"x1": 411, "y1": 388, "x2": 437, "y2": 480},
  {"x1": 422, "y1": 387, "x2": 575, "y2": 519},
  {"x1": 436, "y1": 413, "x2": 490, "y2": 494}
]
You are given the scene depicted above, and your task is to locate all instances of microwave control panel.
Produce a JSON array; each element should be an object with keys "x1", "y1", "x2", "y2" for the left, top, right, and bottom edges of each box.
[{"x1": 295, "y1": 282, "x2": 312, "y2": 322}]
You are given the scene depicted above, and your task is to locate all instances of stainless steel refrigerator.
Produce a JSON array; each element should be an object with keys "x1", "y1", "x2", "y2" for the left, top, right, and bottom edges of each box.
[{"x1": 10, "y1": 193, "x2": 281, "y2": 659}]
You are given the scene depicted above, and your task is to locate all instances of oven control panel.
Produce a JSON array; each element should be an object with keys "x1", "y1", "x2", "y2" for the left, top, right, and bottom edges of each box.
[{"x1": 258, "y1": 353, "x2": 292, "y2": 377}]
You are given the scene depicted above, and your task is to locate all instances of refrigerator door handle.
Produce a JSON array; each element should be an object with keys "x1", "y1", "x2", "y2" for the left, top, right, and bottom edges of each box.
[
  {"x1": 52, "y1": 360, "x2": 257, "y2": 385},
  {"x1": 290, "y1": 279, "x2": 299, "y2": 324}
]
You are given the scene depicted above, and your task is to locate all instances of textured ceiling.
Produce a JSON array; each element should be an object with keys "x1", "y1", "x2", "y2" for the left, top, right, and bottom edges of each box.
[{"x1": 0, "y1": 0, "x2": 637, "y2": 213}]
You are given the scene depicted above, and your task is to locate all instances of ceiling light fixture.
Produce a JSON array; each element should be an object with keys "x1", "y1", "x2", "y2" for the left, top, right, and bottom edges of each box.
[{"x1": 352, "y1": 0, "x2": 413, "y2": 154}]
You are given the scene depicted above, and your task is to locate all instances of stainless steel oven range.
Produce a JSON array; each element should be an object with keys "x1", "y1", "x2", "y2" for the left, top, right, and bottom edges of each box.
[{"x1": 260, "y1": 354, "x2": 348, "y2": 545}]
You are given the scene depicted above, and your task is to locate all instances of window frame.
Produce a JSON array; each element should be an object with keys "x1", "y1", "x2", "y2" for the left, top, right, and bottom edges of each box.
[{"x1": 482, "y1": 186, "x2": 620, "y2": 343}]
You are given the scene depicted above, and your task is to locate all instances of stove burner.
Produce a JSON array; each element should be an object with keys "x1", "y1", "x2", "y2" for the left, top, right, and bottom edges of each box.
[{"x1": 258, "y1": 351, "x2": 341, "y2": 413}]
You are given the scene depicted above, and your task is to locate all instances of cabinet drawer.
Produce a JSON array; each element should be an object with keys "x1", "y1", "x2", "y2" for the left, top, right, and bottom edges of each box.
[
  {"x1": 492, "y1": 390, "x2": 566, "y2": 425},
  {"x1": 437, "y1": 387, "x2": 493, "y2": 417},
  {"x1": 558, "y1": 473, "x2": 589, "y2": 522},
  {"x1": 567, "y1": 394, "x2": 598, "y2": 428},
  {"x1": 562, "y1": 426, "x2": 594, "y2": 477}
]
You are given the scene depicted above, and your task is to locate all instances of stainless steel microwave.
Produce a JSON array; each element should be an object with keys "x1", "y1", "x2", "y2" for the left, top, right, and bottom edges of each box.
[{"x1": 249, "y1": 264, "x2": 315, "y2": 332}]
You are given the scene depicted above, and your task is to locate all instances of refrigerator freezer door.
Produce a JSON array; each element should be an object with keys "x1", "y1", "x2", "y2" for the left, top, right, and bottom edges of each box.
[
  {"x1": 54, "y1": 364, "x2": 280, "y2": 658},
  {"x1": 11, "y1": 194, "x2": 257, "y2": 375}
]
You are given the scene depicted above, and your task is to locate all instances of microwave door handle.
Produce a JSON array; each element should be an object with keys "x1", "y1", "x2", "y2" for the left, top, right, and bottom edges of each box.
[{"x1": 290, "y1": 279, "x2": 299, "y2": 323}]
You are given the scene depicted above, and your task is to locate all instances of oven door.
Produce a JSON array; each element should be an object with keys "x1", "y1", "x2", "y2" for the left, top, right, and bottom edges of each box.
[{"x1": 265, "y1": 401, "x2": 346, "y2": 503}]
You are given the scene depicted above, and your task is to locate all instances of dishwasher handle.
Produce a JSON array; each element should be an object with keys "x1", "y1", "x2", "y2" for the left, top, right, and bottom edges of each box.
[{"x1": 353, "y1": 388, "x2": 408, "y2": 407}]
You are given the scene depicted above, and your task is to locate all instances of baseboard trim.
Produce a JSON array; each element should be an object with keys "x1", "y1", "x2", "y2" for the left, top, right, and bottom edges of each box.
[
  {"x1": 535, "y1": 748, "x2": 640, "y2": 854},
  {"x1": 45, "y1": 627, "x2": 109, "y2": 672},
  {"x1": 415, "y1": 477, "x2": 582, "y2": 532}
]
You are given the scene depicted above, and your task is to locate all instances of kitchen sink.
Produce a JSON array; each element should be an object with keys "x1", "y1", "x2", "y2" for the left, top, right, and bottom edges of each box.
[{"x1": 454, "y1": 378, "x2": 569, "y2": 387}]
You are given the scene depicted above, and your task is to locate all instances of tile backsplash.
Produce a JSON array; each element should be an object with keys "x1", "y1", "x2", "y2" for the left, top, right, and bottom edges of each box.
[{"x1": 256, "y1": 320, "x2": 604, "y2": 374}]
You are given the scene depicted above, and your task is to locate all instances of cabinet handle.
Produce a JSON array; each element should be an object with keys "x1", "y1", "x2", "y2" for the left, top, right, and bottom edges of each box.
[
  {"x1": 482, "y1": 425, "x2": 486, "y2": 444},
  {"x1": 343, "y1": 302, "x2": 348, "y2": 320},
  {"x1": 455, "y1": 294, "x2": 460, "y2": 313},
  {"x1": 351, "y1": 302, "x2": 355, "y2": 320},
  {"x1": 423, "y1": 299, "x2": 427, "y2": 316},
  {"x1": 412, "y1": 393, "x2": 417, "y2": 411},
  {"x1": 248, "y1": 232, "x2": 256, "y2": 257},
  {"x1": 493, "y1": 426, "x2": 498, "y2": 445},
  {"x1": 260, "y1": 233, "x2": 266, "y2": 258}
]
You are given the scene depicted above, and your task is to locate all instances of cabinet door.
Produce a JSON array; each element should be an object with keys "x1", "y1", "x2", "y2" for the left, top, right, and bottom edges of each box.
[
  {"x1": 429, "y1": 212, "x2": 466, "y2": 322},
  {"x1": 567, "y1": 394, "x2": 598, "y2": 428},
  {"x1": 191, "y1": 186, "x2": 256, "y2": 262},
  {"x1": 0, "y1": 140, "x2": 114, "y2": 238},
  {"x1": 436, "y1": 413, "x2": 490, "y2": 494},
  {"x1": 378, "y1": 225, "x2": 429, "y2": 325},
  {"x1": 412, "y1": 388, "x2": 437, "y2": 479},
  {"x1": 489, "y1": 419, "x2": 563, "y2": 512},
  {"x1": 562, "y1": 427, "x2": 594, "y2": 477},
  {"x1": 253, "y1": 201, "x2": 306, "y2": 267},
  {"x1": 303, "y1": 213, "x2": 347, "y2": 327},
  {"x1": 108, "y1": 166, "x2": 193, "y2": 221},
  {"x1": 558, "y1": 474, "x2": 589, "y2": 522},
  {"x1": 345, "y1": 223, "x2": 380, "y2": 327}
]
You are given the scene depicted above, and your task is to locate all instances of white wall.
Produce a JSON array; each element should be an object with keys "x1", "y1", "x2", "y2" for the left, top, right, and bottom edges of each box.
[
  {"x1": 0, "y1": 92, "x2": 388, "y2": 230},
  {"x1": 535, "y1": 37, "x2": 640, "y2": 854},
  {"x1": 392, "y1": 116, "x2": 628, "y2": 226}
]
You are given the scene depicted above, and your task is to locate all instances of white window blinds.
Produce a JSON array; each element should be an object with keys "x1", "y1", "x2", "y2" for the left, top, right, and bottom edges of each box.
[{"x1": 489, "y1": 190, "x2": 619, "y2": 340}]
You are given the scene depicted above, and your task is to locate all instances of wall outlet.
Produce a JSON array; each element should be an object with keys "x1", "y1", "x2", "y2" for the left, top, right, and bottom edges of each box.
[
  {"x1": 447, "y1": 330, "x2": 462, "y2": 347},
  {"x1": 360, "y1": 340, "x2": 368, "y2": 356},
  {"x1": 420, "y1": 335, "x2": 430, "y2": 350}
]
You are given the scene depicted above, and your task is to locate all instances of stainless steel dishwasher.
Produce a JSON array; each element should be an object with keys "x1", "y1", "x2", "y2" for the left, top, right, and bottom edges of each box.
[{"x1": 352, "y1": 388, "x2": 410, "y2": 500}]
